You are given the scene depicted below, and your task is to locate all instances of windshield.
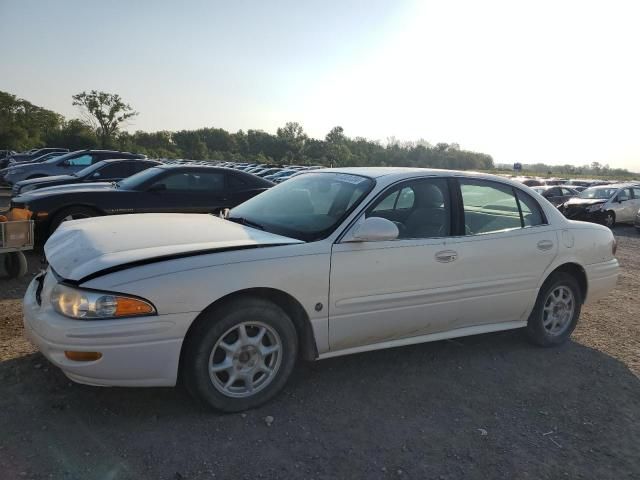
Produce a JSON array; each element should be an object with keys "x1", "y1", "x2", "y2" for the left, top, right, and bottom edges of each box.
[
  {"x1": 117, "y1": 166, "x2": 162, "y2": 189},
  {"x1": 229, "y1": 172, "x2": 374, "y2": 241},
  {"x1": 578, "y1": 187, "x2": 617, "y2": 200}
]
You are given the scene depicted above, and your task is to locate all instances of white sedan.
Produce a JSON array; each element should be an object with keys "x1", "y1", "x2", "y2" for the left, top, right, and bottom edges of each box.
[{"x1": 23, "y1": 168, "x2": 620, "y2": 411}]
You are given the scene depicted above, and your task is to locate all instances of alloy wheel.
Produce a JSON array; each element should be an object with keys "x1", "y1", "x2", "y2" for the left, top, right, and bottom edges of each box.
[
  {"x1": 542, "y1": 286, "x2": 575, "y2": 336},
  {"x1": 208, "y1": 322, "x2": 282, "y2": 398}
]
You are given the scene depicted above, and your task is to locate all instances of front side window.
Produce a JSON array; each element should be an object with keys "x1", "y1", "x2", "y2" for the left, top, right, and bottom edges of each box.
[
  {"x1": 367, "y1": 179, "x2": 450, "y2": 238},
  {"x1": 460, "y1": 180, "x2": 522, "y2": 234},
  {"x1": 229, "y1": 172, "x2": 374, "y2": 242},
  {"x1": 633, "y1": 188, "x2": 640, "y2": 199}
]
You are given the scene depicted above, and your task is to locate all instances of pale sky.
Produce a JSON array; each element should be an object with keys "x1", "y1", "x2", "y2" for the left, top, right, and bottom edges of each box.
[{"x1": 1, "y1": 0, "x2": 639, "y2": 170}]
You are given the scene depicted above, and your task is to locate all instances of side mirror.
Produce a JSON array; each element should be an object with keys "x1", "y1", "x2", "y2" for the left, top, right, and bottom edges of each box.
[
  {"x1": 61, "y1": 161, "x2": 70, "y2": 167},
  {"x1": 148, "y1": 183, "x2": 167, "y2": 193},
  {"x1": 343, "y1": 217, "x2": 399, "y2": 243}
]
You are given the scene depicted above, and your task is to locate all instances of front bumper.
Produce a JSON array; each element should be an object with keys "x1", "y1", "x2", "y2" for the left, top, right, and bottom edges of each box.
[
  {"x1": 23, "y1": 273, "x2": 196, "y2": 387},
  {"x1": 561, "y1": 206, "x2": 608, "y2": 224}
]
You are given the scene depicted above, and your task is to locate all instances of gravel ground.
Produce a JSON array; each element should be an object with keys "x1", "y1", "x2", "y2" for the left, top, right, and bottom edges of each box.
[{"x1": 0, "y1": 190, "x2": 638, "y2": 479}]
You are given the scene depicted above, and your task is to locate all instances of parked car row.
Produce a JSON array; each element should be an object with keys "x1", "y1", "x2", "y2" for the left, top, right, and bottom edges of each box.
[
  {"x1": 217, "y1": 162, "x2": 323, "y2": 183},
  {"x1": 8, "y1": 163, "x2": 274, "y2": 243}
]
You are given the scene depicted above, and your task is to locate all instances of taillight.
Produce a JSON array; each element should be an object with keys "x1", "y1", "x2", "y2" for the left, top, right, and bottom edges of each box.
[{"x1": 612, "y1": 237, "x2": 617, "y2": 256}]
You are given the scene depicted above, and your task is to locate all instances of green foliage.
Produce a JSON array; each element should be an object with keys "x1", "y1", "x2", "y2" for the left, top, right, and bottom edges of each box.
[
  {"x1": 72, "y1": 90, "x2": 138, "y2": 148},
  {"x1": 0, "y1": 91, "x2": 64, "y2": 150},
  {"x1": 7, "y1": 89, "x2": 636, "y2": 178}
]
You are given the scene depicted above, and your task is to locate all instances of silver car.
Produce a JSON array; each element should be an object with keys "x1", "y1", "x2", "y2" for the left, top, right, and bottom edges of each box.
[
  {"x1": 2, "y1": 149, "x2": 145, "y2": 185},
  {"x1": 561, "y1": 183, "x2": 640, "y2": 227}
]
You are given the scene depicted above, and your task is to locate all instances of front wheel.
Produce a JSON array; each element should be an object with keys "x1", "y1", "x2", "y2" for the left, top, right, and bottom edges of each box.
[
  {"x1": 182, "y1": 297, "x2": 298, "y2": 412},
  {"x1": 604, "y1": 211, "x2": 616, "y2": 228},
  {"x1": 49, "y1": 206, "x2": 98, "y2": 235},
  {"x1": 3, "y1": 252, "x2": 28, "y2": 278},
  {"x1": 526, "y1": 272, "x2": 582, "y2": 347}
]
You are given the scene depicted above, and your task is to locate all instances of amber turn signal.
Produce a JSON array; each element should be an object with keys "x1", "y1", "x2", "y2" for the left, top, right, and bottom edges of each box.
[
  {"x1": 115, "y1": 298, "x2": 156, "y2": 316},
  {"x1": 64, "y1": 351, "x2": 103, "y2": 362}
]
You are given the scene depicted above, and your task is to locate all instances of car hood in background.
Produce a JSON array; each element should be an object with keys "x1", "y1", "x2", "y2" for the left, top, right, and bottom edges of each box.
[
  {"x1": 45, "y1": 213, "x2": 302, "y2": 281},
  {"x1": 563, "y1": 198, "x2": 608, "y2": 207},
  {"x1": 16, "y1": 174, "x2": 77, "y2": 188},
  {"x1": 14, "y1": 182, "x2": 114, "y2": 201}
]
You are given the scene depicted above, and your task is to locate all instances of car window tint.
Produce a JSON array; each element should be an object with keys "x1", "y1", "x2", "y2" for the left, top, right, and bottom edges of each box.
[
  {"x1": 618, "y1": 189, "x2": 630, "y2": 201},
  {"x1": 131, "y1": 162, "x2": 152, "y2": 174},
  {"x1": 155, "y1": 172, "x2": 225, "y2": 191},
  {"x1": 368, "y1": 179, "x2": 450, "y2": 238},
  {"x1": 516, "y1": 190, "x2": 545, "y2": 227},
  {"x1": 66, "y1": 154, "x2": 93, "y2": 166},
  {"x1": 372, "y1": 190, "x2": 399, "y2": 211},
  {"x1": 228, "y1": 175, "x2": 249, "y2": 189},
  {"x1": 97, "y1": 163, "x2": 127, "y2": 178},
  {"x1": 396, "y1": 187, "x2": 415, "y2": 209},
  {"x1": 460, "y1": 180, "x2": 521, "y2": 234}
]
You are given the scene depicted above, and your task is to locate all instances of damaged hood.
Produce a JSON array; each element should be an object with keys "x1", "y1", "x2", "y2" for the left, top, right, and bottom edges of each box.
[{"x1": 44, "y1": 213, "x2": 302, "y2": 281}]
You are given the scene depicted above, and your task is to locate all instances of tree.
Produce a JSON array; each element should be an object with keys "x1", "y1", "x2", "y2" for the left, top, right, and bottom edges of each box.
[
  {"x1": 72, "y1": 90, "x2": 138, "y2": 148},
  {"x1": 277, "y1": 121, "x2": 307, "y2": 163}
]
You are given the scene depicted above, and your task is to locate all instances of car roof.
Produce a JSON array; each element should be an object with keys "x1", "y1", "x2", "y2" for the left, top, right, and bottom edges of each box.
[
  {"x1": 100, "y1": 158, "x2": 159, "y2": 164},
  {"x1": 588, "y1": 182, "x2": 639, "y2": 189},
  {"x1": 307, "y1": 167, "x2": 522, "y2": 183}
]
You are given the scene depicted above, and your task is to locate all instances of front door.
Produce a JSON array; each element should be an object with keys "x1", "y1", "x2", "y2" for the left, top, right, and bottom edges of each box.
[{"x1": 329, "y1": 177, "x2": 459, "y2": 352}]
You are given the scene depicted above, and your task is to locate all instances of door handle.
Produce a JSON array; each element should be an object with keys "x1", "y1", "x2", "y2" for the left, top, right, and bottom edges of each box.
[
  {"x1": 435, "y1": 250, "x2": 458, "y2": 263},
  {"x1": 537, "y1": 240, "x2": 554, "y2": 251}
]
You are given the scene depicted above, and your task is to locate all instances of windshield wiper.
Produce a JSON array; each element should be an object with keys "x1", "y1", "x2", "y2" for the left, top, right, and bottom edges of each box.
[{"x1": 227, "y1": 216, "x2": 265, "y2": 231}]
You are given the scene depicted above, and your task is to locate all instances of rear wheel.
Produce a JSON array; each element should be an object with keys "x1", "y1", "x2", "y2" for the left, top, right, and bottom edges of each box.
[
  {"x1": 3, "y1": 252, "x2": 28, "y2": 278},
  {"x1": 49, "y1": 206, "x2": 99, "y2": 235},
  {"x1": 526, "y1": 272, "x2": 582, "y2": 346},
  {"x1": 182, "y1": 297, "x2": 298, "y2": 412}
]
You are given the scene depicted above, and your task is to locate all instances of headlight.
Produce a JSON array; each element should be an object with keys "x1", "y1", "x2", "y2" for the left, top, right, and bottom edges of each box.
[
  {"x1": 586, "y1": 204, "x2": 605, "y2": 213},
  {"x1": 50, "y1": 284, "x2": 156, "y2": 320}
]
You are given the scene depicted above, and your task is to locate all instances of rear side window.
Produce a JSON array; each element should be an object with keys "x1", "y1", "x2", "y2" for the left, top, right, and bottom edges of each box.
[
  {"x1": 633, "y1": 188, "x2": 640, "y2": 199},
  {"x1": 228, "y1": 175, "x2": 249, "y2": 189},
  {"x1": 516, "y1": 190, "x2": 545, "y2": 227},
  {"x1": 460, "y1": 180, "x2": 544, "y2": 234}
]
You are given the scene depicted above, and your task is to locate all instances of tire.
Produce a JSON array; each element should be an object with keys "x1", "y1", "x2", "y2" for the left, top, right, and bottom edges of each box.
[
  {"x1": 604, "y1": 211, "x2": 615, "y2": 228},
  {"x1": 182, "y1": 297, "x2": 298, "y2": 412},
  {"x1": 4, "y1": 252, "x2": 28, "y2": 278},
  {"x1": 526, "y1": 272, "x2": 582, "y2": 347},
  {"x1": 49, "y1": 206, "x2": 99, "y2": 235}
]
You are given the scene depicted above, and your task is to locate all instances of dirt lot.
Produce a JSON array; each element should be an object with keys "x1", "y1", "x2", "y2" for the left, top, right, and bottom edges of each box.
[{"x1": 0, "y1": 190, "x2": 638, "y2": 479}]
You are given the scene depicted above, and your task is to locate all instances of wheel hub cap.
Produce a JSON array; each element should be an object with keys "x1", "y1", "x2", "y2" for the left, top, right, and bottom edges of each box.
[
  {"x1": 208, "y1": 322, "x2": 282, "y2": 398},
  {"x1": 542, "y1": 286, "x2": 575, "y2": 336}
]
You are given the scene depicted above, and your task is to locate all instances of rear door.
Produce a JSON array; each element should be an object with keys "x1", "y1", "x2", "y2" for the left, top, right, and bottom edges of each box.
[
  {"x1": 225, "y1": 174, "x2": 268, "y2": 207},
  {"x1": 615, "y1": 188, "x2": 635, "y2": 222},
  {"x1": 443, "y1": 179, "x2": 558, "y2": 328},
  {"x1": 139, "y1": 170, "x2": 227, "y2": 214}
]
